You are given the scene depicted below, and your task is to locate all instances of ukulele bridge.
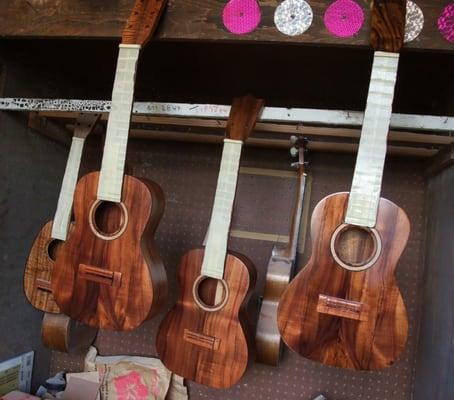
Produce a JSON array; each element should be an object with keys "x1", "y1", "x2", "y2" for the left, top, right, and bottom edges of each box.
[
  {"x1": 183, "y1": 329, "x2": 221, "y2": 351},
  {"x1": 317, "y1": 294, "x2": 369, "y2": 321},
  {"x1": 35, "y1": 278, "x2": 53, "y2": 293},
  {"x1": 78, "y1": 264, "x2": 122, "y2": 287}
]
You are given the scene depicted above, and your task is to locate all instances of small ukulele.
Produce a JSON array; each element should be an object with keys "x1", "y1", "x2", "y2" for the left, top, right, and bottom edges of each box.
[
  {"x1": 277, "y1": 0, "x2": 410, "y2": 370},
  {"x1": 156, "y1": 95, "x2": 264, "y2": 388},
  {"x1": 256, "y1": 137, "x2": 309, "y2": 366},
  {"x1": 24, "y1": 113, "x2": 99, "y2": 352},
  {"x1": 24, "y1": 113, "x2": 100, "y2": 313},
  {"x1": 51, "y1": 0, "x2": 168, "y2": 330}
]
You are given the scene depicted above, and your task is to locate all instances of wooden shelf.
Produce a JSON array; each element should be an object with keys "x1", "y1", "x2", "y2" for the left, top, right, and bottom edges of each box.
[{"x1": 0, "y1": 0, "x2": 452, "y2": 52}]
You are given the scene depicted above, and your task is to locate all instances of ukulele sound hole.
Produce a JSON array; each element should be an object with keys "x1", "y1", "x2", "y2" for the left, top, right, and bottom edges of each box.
[
  {"x1": 331, "y1": 224, "x2": 381, "y2": 271},
  {"x1": 90, "y1": 200, "x2": 128, "y2": 240},
  {"x1": 193, "y1": 276, "x2": 229, "y2": 312},
  {"x1": 47, "y1": 239, "x2": 63, "y2": 261}
]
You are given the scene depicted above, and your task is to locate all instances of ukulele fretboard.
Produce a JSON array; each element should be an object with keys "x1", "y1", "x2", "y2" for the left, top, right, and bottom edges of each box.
[
  {"x1": 345, "y1": 51, "x2": 399, "y2": 227},
  {"x1": 51, "y1": 136, "x2": 85, "y2": 240},
  {"x1": 202, "y1": 139, "x2": 243, "y2": 279},
  {"x1": 97, "y1": 44, "x2": 141, "y2": 203}
]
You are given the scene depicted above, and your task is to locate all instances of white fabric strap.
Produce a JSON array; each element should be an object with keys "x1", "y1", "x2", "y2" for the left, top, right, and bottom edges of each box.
[
  {"x1": 97, "y1": 44, "x2": 141, "y2": 202},
  {"x1": 345, "y1": 51, "x2": 399, "y2": 228},
  {"x1": 201, "y1": 139, "x2": 243, "y2": 279},
  {"x1": 51, "y1": 137, "x2": 85, "y2": 240}
]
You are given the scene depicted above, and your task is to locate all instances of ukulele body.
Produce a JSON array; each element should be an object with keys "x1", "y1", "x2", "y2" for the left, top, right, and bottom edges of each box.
[
  {"x1": 41, "y1": 313, "x2": 97, "y2": 353},
  {"x1": 24, "y1": 221, "x2": 63, "y2": 313},
  {"x1": 277, "y1": 192, "x2": 409, "y2": 370},
  {"x1": 52, "y1": 171, "x2": 167, "y2": 330},
  {"x1": 156, "y1": 248, "x2": 256, "y2": 388}
]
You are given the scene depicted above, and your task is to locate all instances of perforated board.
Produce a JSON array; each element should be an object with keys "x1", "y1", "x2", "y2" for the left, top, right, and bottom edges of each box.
[{"x1": 51, "y1": 139, "x2": 426, "y2": 400}]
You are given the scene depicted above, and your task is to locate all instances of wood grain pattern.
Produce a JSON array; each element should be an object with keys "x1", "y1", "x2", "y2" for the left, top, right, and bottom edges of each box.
[
  {"x1": 277, "y1": 192, "x2": 409, "y2": 370},
  {"x1": 41, "y1": 313, "x2": 97, "y2": 353},
  {"x1": 0, "y1": 1, "x2": 452, "y2": 51},
  {"x1": 51, "y1": 171, "x2": 167, "y2": 330},
  {"x1": 122, "y1": 0, "x2": 168, "y2": 45},
  {"x1": 226, "y1": 95, "x2": 264, "y2": 141},
  {"x1": 24, "y1": 220, "x2": 64, "y2": 313},
  {"x1": 156, "y1": 248, "x2": 256, "y2": 388},
  {"x1": 370, "y1": 0, "x2": 406, "y2": 52}
]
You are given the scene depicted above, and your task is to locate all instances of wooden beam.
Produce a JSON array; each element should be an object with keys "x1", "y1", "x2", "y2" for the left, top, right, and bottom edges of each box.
[
  {"x1": 59, "y1": 113, "x2": 452, "y2": 146},
  {"x1": 123, "y1": 127, "x2": 439, "y2": 157},
  {"x1": 28, "y1": 113, "x2": 71, "y2": 146},
  {"x1": 0, "y1": 0, "x2": 452, "y2": 52},
  {"x1": 426, "y1": 144, "x2": 454, "y2": 176}
]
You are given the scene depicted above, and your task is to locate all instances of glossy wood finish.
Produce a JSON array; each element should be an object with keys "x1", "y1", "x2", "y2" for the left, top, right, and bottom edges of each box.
[
  {"x1": 277, "y1": 192, "x2": 410, "y2": 370},
  {"x1": 52, "y1": 171, "x2": 167, "y2": 330},
  {"x1": 226, "y1": 95, "x2": 264, "y2": 141},
  {"x1": 256, "y1": 141, "x2": 308, "y2": 366},
  {"x1": 41, "y1": 313, "x2": 97, "y2": 353},
  {"x1": 370, "y1": 0, "x2": 406, "y2": 53},
  {"x1": 24, "y1": 221, "x2": 63, "y2": 313},
  {"x1": 122, "y1": 0, "x2": 168, "y2": 45},
  {"x1": 156, "y1": 248, "x2": 256, "y2": 388}
]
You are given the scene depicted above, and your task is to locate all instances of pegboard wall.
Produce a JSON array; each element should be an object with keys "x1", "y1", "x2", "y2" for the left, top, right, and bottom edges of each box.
[{"x1": 51, "y1": 139, "x2": 426, "y2": 400}]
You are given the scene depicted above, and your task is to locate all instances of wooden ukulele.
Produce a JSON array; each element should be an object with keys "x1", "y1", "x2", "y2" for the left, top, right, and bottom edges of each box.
[
  {"x1": 277, "y1": 0, "x2": 410, "y2": 371},
  {"x1": 24, "y1": 113, "x2": 100, "y2": 313},
  {"x1": 256, "y1": 137, "x2": 309, "y2": 366},
  {"x1": 156, "y1": 95, "x2": 264, "y2": 388},
  {"x1": 24, "y1": 113, "x2": 99, "y2": 351},
  {"x1": 51, "y1": 0, "x2": 168, "y2": 330}
]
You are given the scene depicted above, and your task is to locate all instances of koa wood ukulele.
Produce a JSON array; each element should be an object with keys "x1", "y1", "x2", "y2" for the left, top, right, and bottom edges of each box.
[
  {"x1": 156, "y1": 95, "x2": 264, "y2": 388},
  {"x1": 24, "y1": 113, "x2": 99, "y2": 352},
  {"x1": 277, "y1": 0, "x2": 410, "y2": 371},
  {"x1": 51, "y1": 0, "x2": 168, "y2": 330},
  {"x1": 256, "y1": 137, "x2": 309, "y2": 366}
]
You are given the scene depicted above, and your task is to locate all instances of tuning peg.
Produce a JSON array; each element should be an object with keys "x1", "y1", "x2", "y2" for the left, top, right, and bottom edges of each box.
[
  {"x1": 290, "y1": 146, "x2": 299, "y2": 157},
  {"x1": 290, "y1": 135, "x2": 299, "y2": 145}
]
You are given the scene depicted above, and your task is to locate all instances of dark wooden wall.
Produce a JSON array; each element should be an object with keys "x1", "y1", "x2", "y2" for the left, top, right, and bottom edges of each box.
[
  {"x1": 0, "y1": 55, "x2": 69, "y2": 390},
  {"x1": 1, "y1": 39, "x2": 454, "y2": 116},
  {"x1": 414, "y1": 160, "x2": 454, "y2": 400}
]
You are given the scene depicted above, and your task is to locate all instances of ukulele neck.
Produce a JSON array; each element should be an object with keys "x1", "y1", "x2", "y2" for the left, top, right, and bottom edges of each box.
[
  {"x1": 201, "y1": 139, "x2": 243, "y2": 279},
  {"x1": 51, "y1": 136, "x2": 86, "y2": 240},
  {"x1": 51, "y1": 113, "x2": 99, "y2": 240},
  {"x1": 345, "y1": 51, "x2": 399, "y2": 227},
  {"x1": 97, "y1": 44, "x2": 141, "y2": 203},
  {"x1": 345, "y1": 0, "x2": 405, "y2": 227},
  {"x1": 277, "y1": 162, "x2": 307, "y2": 260}
]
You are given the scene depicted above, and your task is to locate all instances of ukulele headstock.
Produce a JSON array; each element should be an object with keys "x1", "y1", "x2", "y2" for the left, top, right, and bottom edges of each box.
[
  {"x1": 73, "y1": 113, "x2": 101, "y2": 140},
  {"x1": 290, "y1": 136, "x2": 308, "y2": 173},
  {"x1": 370, "y1": 0, "x2": 406, "y2": 53},
  {"x1": 226, "y1": 95, "x2": 264, "y2": 142},
  {"x1": 122, "y1": 0, "x2": 168, "y2": 46}
]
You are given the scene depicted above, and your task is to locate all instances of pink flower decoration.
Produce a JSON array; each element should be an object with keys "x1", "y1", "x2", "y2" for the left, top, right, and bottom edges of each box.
[
  {"x1": 438, "y1": 3, "x2": 454, "y2": 43},
  {"x1": 114, "y1": 371, "x2": 150, "y2": 400},
  {"x1": 223, "y1": 0, "x2": 261, "y2": 35},
  {"x1": 324, "y1": 0, "x2": 364, "y2": 38}
]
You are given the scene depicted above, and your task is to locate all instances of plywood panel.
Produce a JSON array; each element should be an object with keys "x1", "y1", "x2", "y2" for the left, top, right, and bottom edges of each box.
[{"x1": 413, "y1": 163, "x2": 454, "y2": 400}]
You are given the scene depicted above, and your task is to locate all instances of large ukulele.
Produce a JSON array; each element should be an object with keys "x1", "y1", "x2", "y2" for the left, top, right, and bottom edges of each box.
[
  {"x1": 24, "y1": 113, "x2": 99, "y2": 352},
  {"x1": 51, "y1": 0, "x2": 168, "y2": 330},
  {"x1": 277, "y1": 0, "x2": 410, "y2": 370},
  {"x1": 156, "y1": 95, "x2": 264, "y2": 388},
  {"x1": 256, "y1": 137, "x2": 308, "y2": 366}
]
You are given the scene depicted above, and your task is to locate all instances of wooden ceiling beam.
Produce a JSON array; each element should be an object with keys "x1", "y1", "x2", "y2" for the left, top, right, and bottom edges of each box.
[{"x1": 0, "y1": 0, "x2": 452, "y2": 52}]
